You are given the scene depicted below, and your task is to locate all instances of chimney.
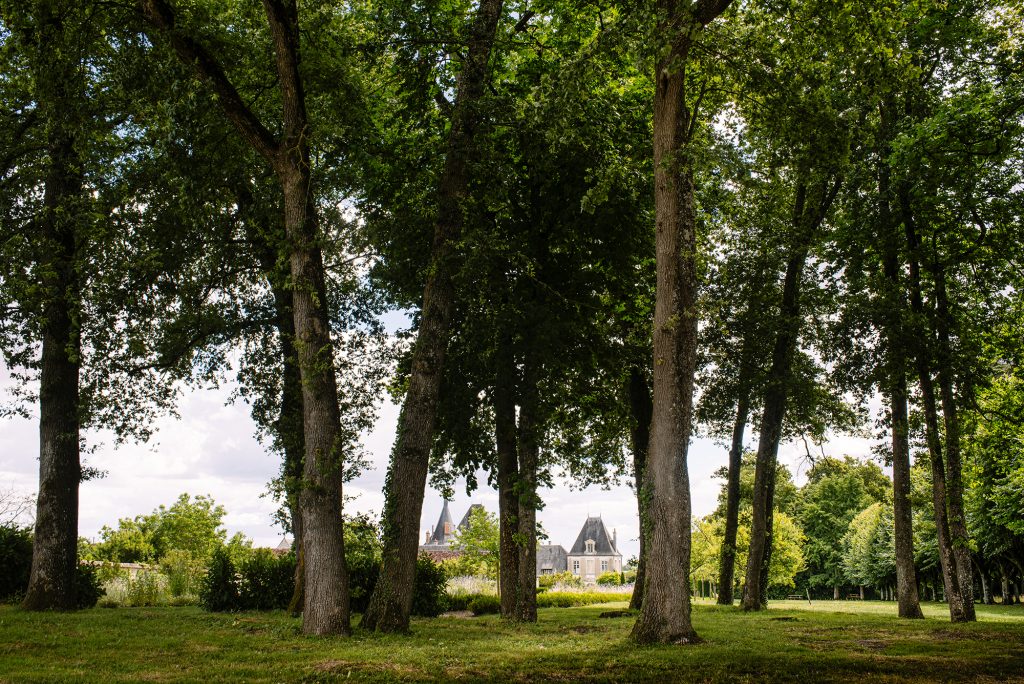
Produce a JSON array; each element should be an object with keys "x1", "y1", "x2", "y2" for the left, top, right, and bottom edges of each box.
[
  {"x1": 613, "y1": 528, "x2": 617, "y2": 549},
  {"x1": 425, "y1": 530, "x2": 431, "y2": 544}
]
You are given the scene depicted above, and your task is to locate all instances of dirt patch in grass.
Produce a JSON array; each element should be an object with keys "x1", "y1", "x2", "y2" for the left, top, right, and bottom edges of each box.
[{"x1": 855, "y1": 639, "x2": 890, "y2": 652}]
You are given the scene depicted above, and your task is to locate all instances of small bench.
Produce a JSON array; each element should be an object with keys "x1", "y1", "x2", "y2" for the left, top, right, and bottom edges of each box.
[{"x1": 786, "y1": 594, "x2": 803, "y2": 600}]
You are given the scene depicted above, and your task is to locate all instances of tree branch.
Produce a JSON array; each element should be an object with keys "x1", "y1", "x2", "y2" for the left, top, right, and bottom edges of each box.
[{"x1": 138, "y1": 0, "x2": 280, "y2": 163}]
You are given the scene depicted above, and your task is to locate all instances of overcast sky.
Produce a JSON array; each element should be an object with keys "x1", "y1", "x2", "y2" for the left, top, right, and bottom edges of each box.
[{"x1": 0, "y1": 356, "x2": 880, "y2": 562}]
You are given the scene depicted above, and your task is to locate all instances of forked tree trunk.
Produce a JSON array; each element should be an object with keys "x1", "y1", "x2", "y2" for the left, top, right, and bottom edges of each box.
[
  {"x1": 717, "y1": 356, "x2": 751, "y2": 606},
  {"x1": 877, "y1": 143, "x2": 923, "y2": 619},
  {"x1": 900, "y1": 199, "x2": 968, "y2": 624},
  {"x1": 143, "y1": 0, "x2": 352, "y2": 634},
  {"x1": 23, "y1": 1, "x2": 86, "y2": 612},
  {"x1": 743, "y1": 176, "x2": 839, "y2": 611},
  {"x1": 363, "y1": 0, "x2": 505, "y2": 633},
  {"x1": 628, "y1": 368, "x2": 652, "y2": 611},
  {"x1": 931, "y1": 264, "x2": 976, "y2": 621},
  {"x1": 242, "y1": 188, "x2": 307, "y2": 616}
]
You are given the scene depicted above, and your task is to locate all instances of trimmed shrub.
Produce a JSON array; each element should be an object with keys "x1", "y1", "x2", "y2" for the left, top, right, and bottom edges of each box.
[
  {"x1": 444, "y1": 592, "x2": 472, "y2": 612},
  {"x1": 467, "y1": 594, "x2": 501, "y2": 615},
  {"x1": 537, "y1": 591, "x2": 631, "y2": 608},
  {"x1": 411, "y1": 555, "x2": 448, "y2": 617},
  {"x1": 199, "y1": 547, "x2": 239, "y2": 612},
  {"x1": 596, "y1": 571, "x2": 622, "y2": 586},
  {"x1": 237, "y1": 550, "x2": 295, "y2": 610},
  {"x1": 0, "y1": 525, "x2": 32, "y2": 602}
]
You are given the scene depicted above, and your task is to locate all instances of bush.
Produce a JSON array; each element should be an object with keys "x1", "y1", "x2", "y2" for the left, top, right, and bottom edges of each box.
[
  {"x1": 596, "y1": 571, "x2": 622, "y2": 586},
  {"x1": 161, "y1": 550, "x2": 204, "y2": 598},
  {"x1": 467, "y1": 594, "x2": 501, "y2": 615},
  {"x1": 536, "y1": 591, "x2": 631, "y2": 608},
  {"x1": 74, "y1": 565, "x2": 102, "y2": 609},
  {"x1": 445, "y1": 592, "x2": 472, "y2": 612},
  {"x1": 538, "y1": 571, "x2": 581, "y2": 589},
  {"x1": 0, "y1": 525, "x2": 32, "y2": 602},
  {"x1": 199, "y1": 547, "x2": 239, "y2": 612},
  {"x1": 237, "y1": 550, "x2": 295, "y2": 610},
  {"x1": 344, "y1": 513, "x2": 382, "y2": 614},
  {"x1": 123, "y1": 570, "x2": 165, "y2": 607},
  {"x1": 411, "y1": 555, "x2": 448, "y2": 617}
]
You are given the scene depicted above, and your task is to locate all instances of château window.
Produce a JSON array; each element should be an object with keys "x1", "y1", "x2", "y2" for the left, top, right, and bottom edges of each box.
[
  {"x1": 585, "y1": 540, "x2": 595, "y2": 554},
  {"x1": 601, "y1": 560, "x2": 608, "y2": 572},
  {"x1": 573, "y1": 560, "x2": 580, "y2": 574}
]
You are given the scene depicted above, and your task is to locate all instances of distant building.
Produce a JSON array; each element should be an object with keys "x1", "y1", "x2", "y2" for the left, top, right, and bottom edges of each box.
[
  {"x1": 419, "y1": 501, "x2": 484, "y2": 561},
  {"x1": 536, "y1": 544, "x2": 568, "y2": 575},
  {"x1": 566, "y1": 516, "x2": 622, "y2": 583}
]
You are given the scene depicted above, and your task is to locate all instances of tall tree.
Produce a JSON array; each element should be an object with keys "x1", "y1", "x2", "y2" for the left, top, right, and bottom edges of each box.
[
  {"x1": 138, "y1": 0, "x2": 356, "y2": 635},
  {"x1": 8, "y1": 0, "x2": 89, "y2": 610},
  {"x1": 363, "y1": 0, "x2": 505, "y2": 633},
  {"x1": 631, "y1": 0, "x2": 733, "y2": 645}
]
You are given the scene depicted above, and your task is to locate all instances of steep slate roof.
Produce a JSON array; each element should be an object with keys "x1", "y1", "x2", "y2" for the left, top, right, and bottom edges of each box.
[
  {"x1": 425, "y1": 500, "x2": 455, "y2": 546},
  {"x1": 537, "y1": 544, "x2": 568, "y2": 573},
  {"x1": 458, "y1": 503, "x2": 485, "y2": 529},
  {"x1": 568, "y1": 516, "x2": 620, "y2": 556}
]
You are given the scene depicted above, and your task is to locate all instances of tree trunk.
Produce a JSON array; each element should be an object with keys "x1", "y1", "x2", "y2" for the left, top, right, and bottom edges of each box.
[
  {"x1": 628, "y1": 368, "x2": 652, "y2": 611},
  {"x1": 243, "y1": 188, "x2": 307, "y2": 617},
  {"x1": 877, "y1": 143, "x2": 924, "y2": 619},
  {"x1": 632, "y1": 6, "x2": 700, "y2": 645},
  {"x1": 22, "y1": 1, "x2": 85, "y2": 612},
  {"x1": 930, "y1": 264, "x2": 976, "y2": 621},
  {"x1": 140, "y1": 0, "x2": 350, "y2": 636},
  {"x1": 363, "y1": 0, "x2": 505, "y2": 633},
  {"x1": 23, "y1": 121, "x2": 83, "y2": 614},
  {"x1": 900, "y1": 194, "x2": 968, "y2": 624},
  {"x1": 743, "y1": 178, "x2": 833, "y2": 612},
  {"x1": 717, "y1": 359, "x2": 751, "y2": 606},
  {"x1": 515, "y1": 366, "x2": 541, "y2": 623},
  {"x1": 494, "y1": 332, "x2": 521, "y2": 618}
]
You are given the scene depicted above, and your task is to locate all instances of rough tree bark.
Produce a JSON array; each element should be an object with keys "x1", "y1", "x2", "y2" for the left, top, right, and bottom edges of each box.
[
  {"x1": 931, "y1": 263, "x2": 976, "y2": 621},
  {"x1": 239, "y1": 186, "x2": 307, "y2": 616},
  {"x1": 141, "y1": 0, "x2": 350, "y2": 635},
  {"x1": 900, "y1": 195, "x2": 969, "y2": 623},
  {"x1": 877, "y1": 140, "x2": 924, "y2": 619},
  {"x1": 23, "y1": 1, "x2": 85, "y2": 609},
  {"x1": 494, "y1": 331, "x2": 522, "y2": 618},
  {"x1": 628, "y1": 368, "x2": 652, "y2": 611},
  {"x1": 514, "y1": 363, "x2": 541, "y2": 623},
  {"x1": 631, "y1": 0, "x2": 733, "y2": 645},
  {"x1": 742, "y1": 177, "x2": 839, "y2": 611},
  {"x1": 718, "y1": 355, "x2": 752, "y2": 606},
  {"x1": 362, "y1": 0, "x2": 505, "y2": 633}
]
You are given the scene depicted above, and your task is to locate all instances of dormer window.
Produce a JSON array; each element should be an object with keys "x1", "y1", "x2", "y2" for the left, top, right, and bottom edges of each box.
[
  {"x1": 444, "y1": 522, "x2": 452, "y2": 535},
  {"x1": 585, "y1": 539, "x2": 595, "y2": 554}
]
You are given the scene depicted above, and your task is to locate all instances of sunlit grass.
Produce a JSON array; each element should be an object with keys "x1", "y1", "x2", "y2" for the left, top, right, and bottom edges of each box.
[{"x1": 1, "y1": 600, "x2": 1022, "y2": 682}]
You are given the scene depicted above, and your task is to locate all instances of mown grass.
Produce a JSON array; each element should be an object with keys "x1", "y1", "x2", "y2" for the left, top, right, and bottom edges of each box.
[{"x1": 1, "y1": 600, "x2": 1022, "y2": 683}]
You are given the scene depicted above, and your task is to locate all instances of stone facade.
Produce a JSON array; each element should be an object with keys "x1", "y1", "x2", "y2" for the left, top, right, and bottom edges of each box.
[{"x1": 566, "y1": 516, "x2": 622, "y2": 583}]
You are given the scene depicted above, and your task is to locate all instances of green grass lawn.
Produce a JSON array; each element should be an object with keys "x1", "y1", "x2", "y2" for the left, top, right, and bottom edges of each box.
[{"x1": 1, "y1": 600, "x2": 1023, "y2": 683}]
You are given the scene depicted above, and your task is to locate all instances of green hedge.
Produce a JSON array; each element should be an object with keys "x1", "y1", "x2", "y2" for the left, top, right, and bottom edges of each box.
[{"x1": 537, "y1": 591, "x2": 631, "y2": 608}]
